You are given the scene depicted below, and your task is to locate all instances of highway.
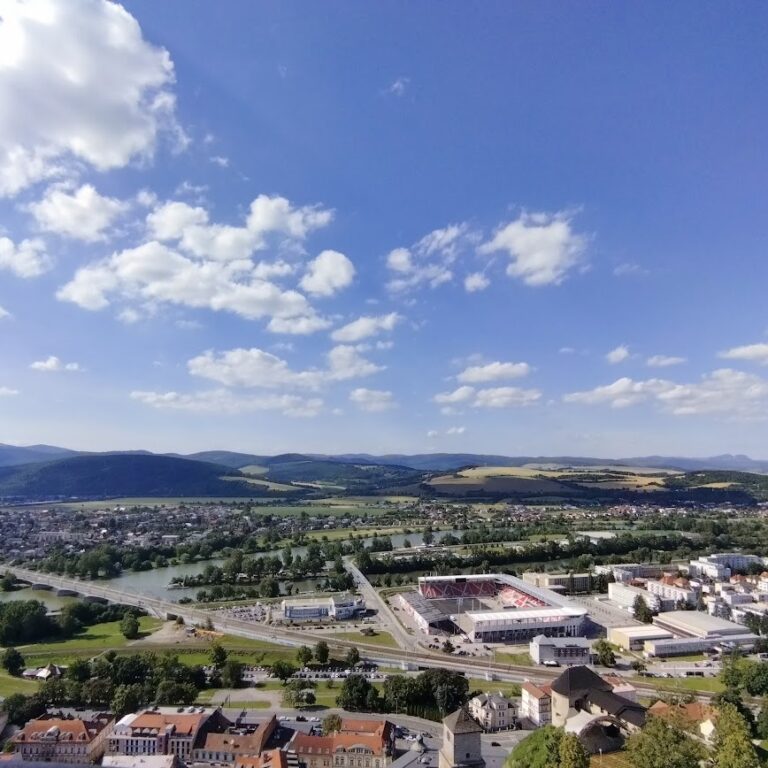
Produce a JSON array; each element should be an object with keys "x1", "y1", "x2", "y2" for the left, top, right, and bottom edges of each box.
[{"x1": 5, "y1": 565, "x2": 720, "y2": 701}]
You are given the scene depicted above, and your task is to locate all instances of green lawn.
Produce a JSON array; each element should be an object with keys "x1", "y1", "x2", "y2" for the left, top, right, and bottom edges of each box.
[
  {"x1": 0, "y1": 671, "x2": 41, "y2": 697},
  {"x1": 14, "y1": 617, "x2": 162, "y2": 654},
  {"x1": 639, "y1": 675, "x2": 724, "y2": 693},
  {"x1": 494, "y1": 651, "x2": 533, "y2": 666},
  {"x1": 331, "y1": 631, "x2": 399, "y2": 649},
  {"x1": 467, "y1": 678, "x2": 521, "y2": 697}
]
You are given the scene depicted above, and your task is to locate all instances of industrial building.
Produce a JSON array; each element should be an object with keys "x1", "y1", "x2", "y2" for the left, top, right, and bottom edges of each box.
[
  {"x1": 529, "y1": 635, "x2": 593, "y2": 665},
  {"x1": 644, "y1": 611, "x2": 759, "y2": 657},
  {"x1": 522, "y1": 571, "x2": 593, "y2": 594},
  {"x1": 281, "y1": 594, "x2": 365, "y2": 621},
  {"x1": 400, "y1": 574, "x2": 587, "y2": 643},
  {"x1": 607, "y1": 625, "x2": 674, "y2": 652}
]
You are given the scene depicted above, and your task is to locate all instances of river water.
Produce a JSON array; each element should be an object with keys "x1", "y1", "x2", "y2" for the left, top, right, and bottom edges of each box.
[{"x1": 5, "y1": 529, "x2": 459, "y2": 604}]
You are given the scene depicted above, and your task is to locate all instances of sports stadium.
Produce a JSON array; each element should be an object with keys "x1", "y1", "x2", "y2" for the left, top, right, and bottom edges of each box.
[{"x1": 397, "y1": 573, "x2": 587, "y2": 643}]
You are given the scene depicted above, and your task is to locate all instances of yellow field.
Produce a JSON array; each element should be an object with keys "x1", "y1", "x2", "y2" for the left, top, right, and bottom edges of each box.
[
  {"x1": 221, "y1": 475, "x2": 298, "y2": 492},
  {"x1": 239, "y1": 465, "x2": 269, "y2": 476}
]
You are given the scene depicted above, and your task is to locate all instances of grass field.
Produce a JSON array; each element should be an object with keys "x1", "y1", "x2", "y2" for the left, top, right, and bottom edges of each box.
[
  {"x1": 15, "y1": 617, "x2": 162, "y2": 654},
  {"x1": 494, "y1": 651, "x2": 533, "y2": 666},
  {"x1": 0, "y1": 671, "x2": 41, "y2": 697},
  {"x1": 331, "y1": 631, "x2": 399, "y2": 648},
  {"x1": 640, "y1": 675, "x2": 724, "y2": 693}
]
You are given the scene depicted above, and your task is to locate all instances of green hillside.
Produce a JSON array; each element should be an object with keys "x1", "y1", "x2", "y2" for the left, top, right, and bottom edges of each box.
[{"x1": 0, "y1": 454, "x2": 259, "y2": 499}]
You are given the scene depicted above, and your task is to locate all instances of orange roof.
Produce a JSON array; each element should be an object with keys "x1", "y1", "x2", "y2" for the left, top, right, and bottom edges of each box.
[
  {"x1": 129, "y1": 713, "x2": 207, "y2": 736},
  {"x1": 522, "y1": 681, "x2": 550, "y2": 699},
  {"x1": 648, "y1": 701, "x2": 713, "y2": 724},
  {"x1": 236, "y1": 750, "x2": 288, "y2": 768},
  {"x1": 340, "y1": 718, "x2": 392, "y2": 738},
  {"x1": 14, "y1": 718, "x2": 105, "y2": 744},
  {"x1": 199, "y1": 732, "x2": 266, "y2": 754},
  {"x1": 292, "y1": 733, "x2": 387, "y2": 756}
]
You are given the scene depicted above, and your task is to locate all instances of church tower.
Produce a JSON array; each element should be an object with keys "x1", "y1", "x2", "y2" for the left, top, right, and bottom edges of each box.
[{"x1": 439, "y1": 707, "x2": 485, "y2": 768}]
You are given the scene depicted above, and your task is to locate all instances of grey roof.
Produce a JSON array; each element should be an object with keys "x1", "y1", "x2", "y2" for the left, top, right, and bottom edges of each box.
[
  {"x1": 586, "y1": 689, "x2": 646, "y2": 728},
  {"x1": 550, "y1": 666, "x2": 611, "y2": 697},
  {"x1": 443, "y1": 707, "x2": 484, "y2": 735}
]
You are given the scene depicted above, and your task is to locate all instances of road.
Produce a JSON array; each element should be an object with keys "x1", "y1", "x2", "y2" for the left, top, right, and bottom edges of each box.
[
  {"x1": 6, "y1": 565, "x2": 722, "y2": 702},
  {"x1": 343, "y1": 558, "x2": 416, "y2": 651}
]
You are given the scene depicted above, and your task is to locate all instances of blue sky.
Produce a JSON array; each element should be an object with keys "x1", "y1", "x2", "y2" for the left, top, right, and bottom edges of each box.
[{"x1": 1, "y1": 0, "x2": 767, "y2": 456}]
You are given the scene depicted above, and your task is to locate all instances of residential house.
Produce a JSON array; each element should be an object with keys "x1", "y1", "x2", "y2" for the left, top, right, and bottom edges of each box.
[{"x1": 13, "y1": 713, "x2": 114, "y2": 764}]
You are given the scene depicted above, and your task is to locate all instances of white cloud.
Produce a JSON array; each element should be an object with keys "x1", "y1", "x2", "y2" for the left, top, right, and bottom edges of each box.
[
  {"x1": 267, "y1": 315, "x2": 331, "y2": 335},
  {"x1": 478, "y1": 211, "x2": 587, "y2": 287},
  {"x1": 331, "y1": 312, "x2": 401, "y2": 343},
  {"x1": 434, "y1": 386, "x2": 476, "y2": 405},
  {"x1": 188, "y1": 348, "x2": 322, "y2": 389},
  {"x1": 210, "y1": 155, "x2": 229, "y2": 167},
  {"x1": 564, "y1": 368, "x2": 768, "y2": 418},
  {"x1": 0, "y1": 0, "x2": 183, "y2": 197},
  {"x1": 719, "y1": 343, "x2": 768, "y2": 365},
  {"x1": 464, "y1": 272, "x2": 490, "y2": 292},
  {"x1": 647, "y1": 354, "x2": 686, "y2": 368},
  {"x1": 130, "y1": 389, "x2": 322, "y2": 417},
  {"x1": 472, "y1": 386, "x2": 541, "y2": 408},
  {"x1": 30, "y1": 355, "x2": 80, "y2": 372},
  {"x1": 386, "y1": 77, "x2": 410, "y2": 96},
  {"x1": 0, "y1": 306, "x2": 10, "y2": 320},
  {"x1": 186, "y1": 344, "x2": 381, "y2": 390},
  {"x1": 0, "y1": 236, "x2": 51, "y2": 277},
  {"x1": 614, "y1": 262, "x2": 649, "y2": 277},
  {"x1": 446, "y1": 426, "x2": 466, "y2": 435},
  {"x1": 0, "y1": 386, "x2": 19, "y2": 397},
  {"x1": 606, "y1": 345, "x2": 630, "y2": 364},
  {"x1": 386, "y1": 223, "x2": 472, "y2": 292},
  {"x1": 29, "y1": 183, "x2": 127, "y2": 241},
  {"x1": 427, "y1": 429, "x2": 439, "y2": 438},
  {"x1": 457, "y1": 361, "x2": 531, "y2": 383},
  {"x1": 349, "y1": 388, "x2": 396, "y2": 412},
  {"x1": 326, "y1": 345, "x2": 383, "y2": 381},
  {"x1": 57, "y1": 240, "x2": 311, "y2": 318},
  {"x1": 300, "y1": 250, "x2": 355, "y2": 297},
  {"x1": 434, "y1": 384, "x2": 540, "y2": 409},
  {"x1": 117, "y1": 307, "x2": 141, "y2": 325},
  {"x1": 146, "y1": 195, "x2": 333, "y2": 262}
]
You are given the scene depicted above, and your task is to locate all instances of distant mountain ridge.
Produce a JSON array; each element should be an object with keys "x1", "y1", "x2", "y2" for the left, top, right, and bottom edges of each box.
[{"x1": 2, "y1": 443, "x2": 768, "y2": 473}]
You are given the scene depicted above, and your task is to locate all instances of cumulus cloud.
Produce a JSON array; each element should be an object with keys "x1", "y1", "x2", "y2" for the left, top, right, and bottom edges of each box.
[
  {"x1": 386, "y1": 223, "x2": 472, "y2": 292},
  {"x1": 427, "y1": 426, "x2": 466, "y2": 438},
  {"x1": 331, "y1": 312, "x2": 401, "y2": 343},
  {"x1": 130, "y1": 389, "x2": 322, "y2": 417},
  {"x1": 186, "y1": 344, "x2": 381, "y2": 390},
  {"x1": 457, "y1": 361, "x2": 531, "y2": 383},
  {"x1": 29, "y1": 183, "x2": 127, "y2": 241},
  {"x1": 719, "y1": 343, "x2": 768, "y2": 365},
  {"x1": 0, "y1": 306, "x2": 10, "y2": 320},
  {"x1": 0, "y1": 386, "x2": 18, "y2": 396},
  {"x1": 0, "y1": 0, "x2": 184, "y2": 196},
  {"x1": 464, "y1": 272, "x2": 490, "y2": 292},
  {"x1": 30, "y1": 355, "x2": 80, "y2": 372},
  {"x1": 478, "y1": 211, "x2": 587, "y2": 286},
  {"x1": 434, "y1": 384, "x2": 540, "y2": 409},
  {"x1": 349, "y1": 388, "x2": 396, "y2": 412},
  {"x1": 188, "y1": 348, "x2": 323, "y2": 389},
  {"x1": 300, "y1": 250, "x2": 355, "y2": 297},
  {"x1": 647, "y1": 354, "x2": 686, "y2": 368},
  {"x1": 564, "y1": 368, "x2": 768, "y2": 418},
  {"x1": 0, "y1": 236, "x2": 50, "y2": 277},
  {"x1": 606, "y1": 345, "x2": 630, "y2": 364}
]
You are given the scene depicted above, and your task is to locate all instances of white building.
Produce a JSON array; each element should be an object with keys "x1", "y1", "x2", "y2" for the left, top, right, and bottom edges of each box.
[
  {"x1": 529, "y1": 635, "x2": 593, "y2": 665},
  {"x1": 467, "y1": 693, "x2": 517, "y2": 731},
  {"x1": 608, "y1": 582, "x2": 661, "y2": 613},
  {"x1": 520, "y1": 682, "x2": 551, "y2": 726},
  {"x1": 689, "y1": 553, "x2": 764, "y2": 581},
  {"x1": 645, "y1": 577, "x2": 700, "y2": 609},
  {"x1": 282, "y1": 594, "x2": 365, "y2": 621}
]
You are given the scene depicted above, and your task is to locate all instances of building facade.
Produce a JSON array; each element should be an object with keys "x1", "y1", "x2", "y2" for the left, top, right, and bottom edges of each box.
[
  {"x1": 467, "y1": 693, "x2": 517, "y2": 732},
  {"x1": 13, "y1": 714, "x2": 114, "y2": 764},
  {"x1": 529, "y1": 635, "x2": 593, "y2": 665}
]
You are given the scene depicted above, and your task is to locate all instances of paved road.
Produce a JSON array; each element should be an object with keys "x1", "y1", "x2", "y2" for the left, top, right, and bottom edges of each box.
[{"x1": 343, "y1": 558, "x2": 416, "y2": 651}]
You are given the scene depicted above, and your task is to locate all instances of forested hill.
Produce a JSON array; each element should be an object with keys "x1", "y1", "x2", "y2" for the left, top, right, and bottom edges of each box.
[{"x1": 0, "y1": 454, "x2": 257, "y2": 499}]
